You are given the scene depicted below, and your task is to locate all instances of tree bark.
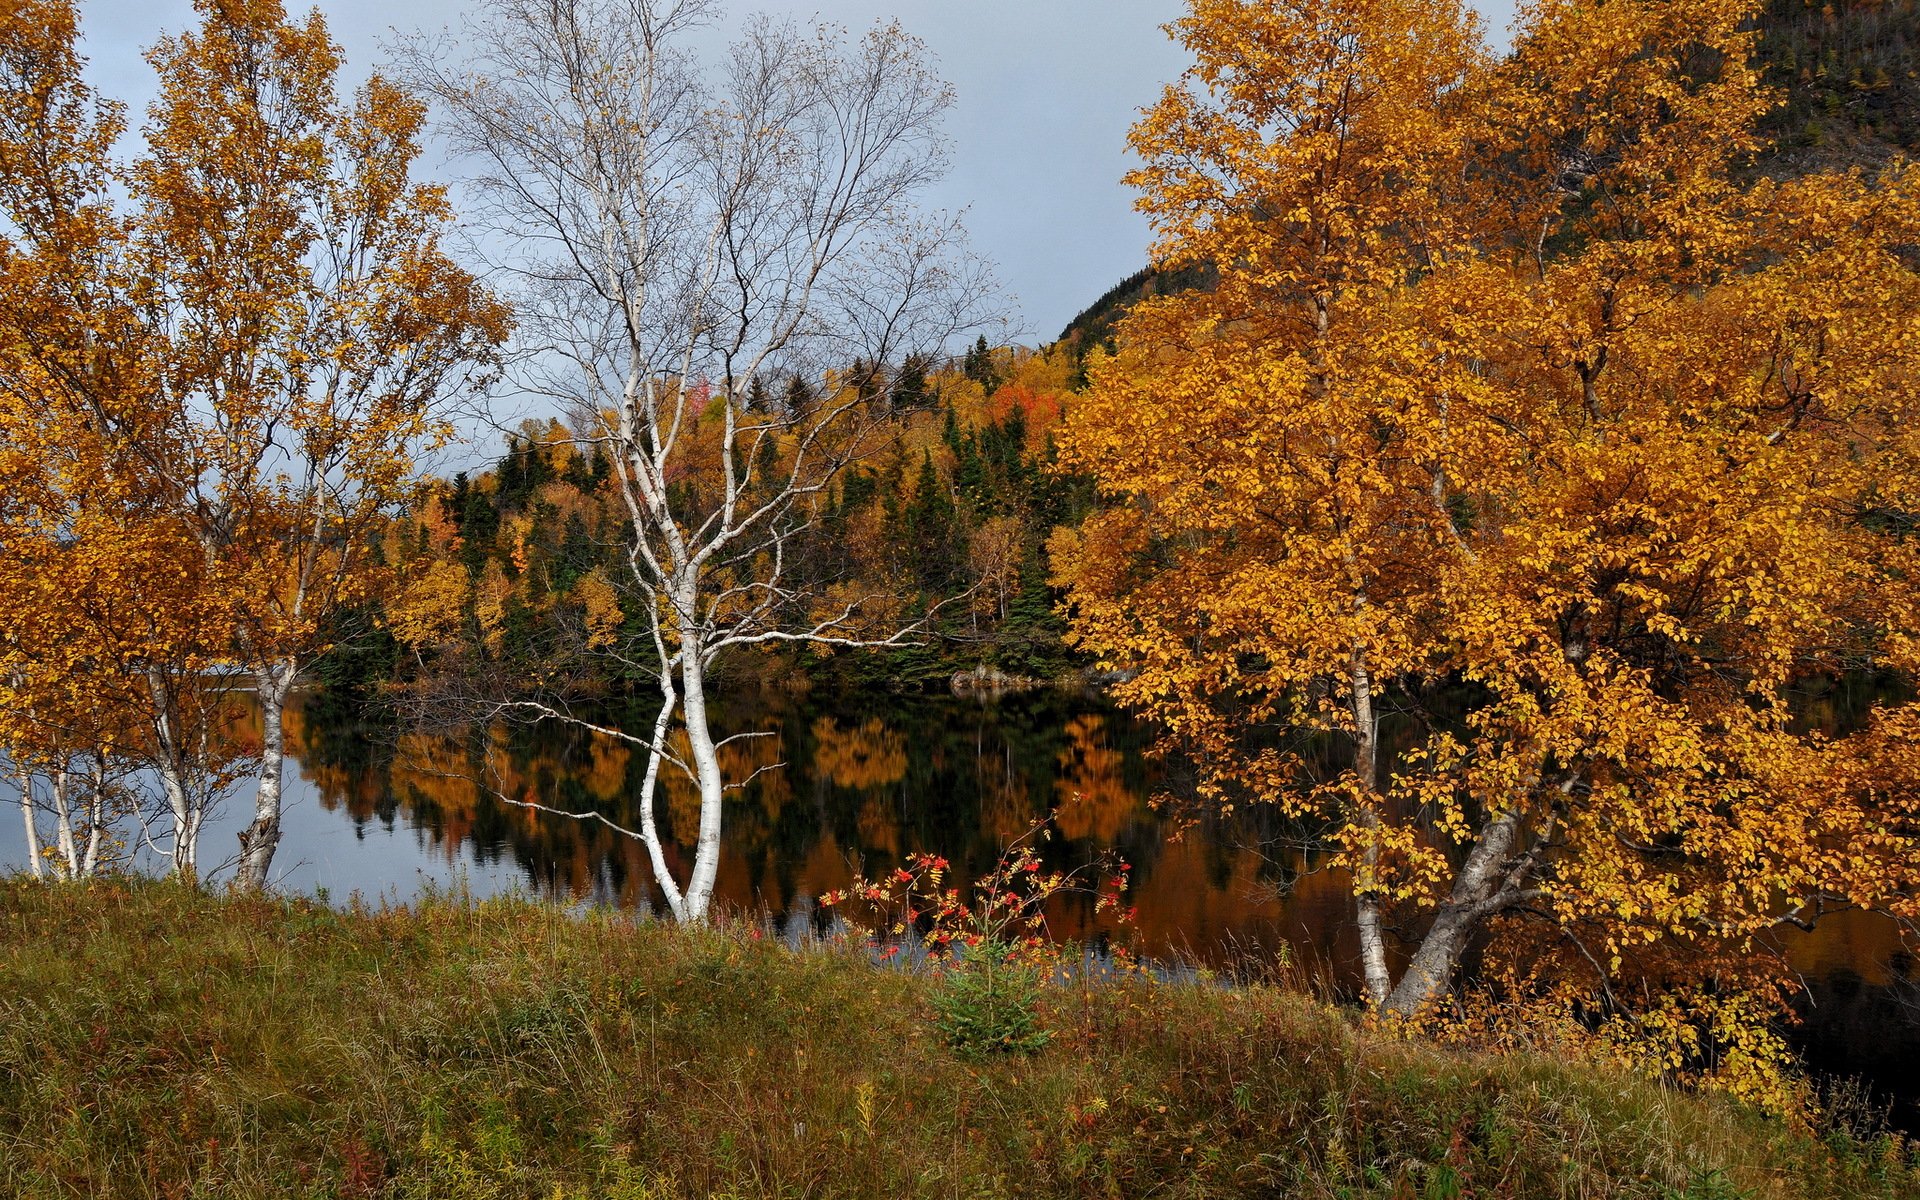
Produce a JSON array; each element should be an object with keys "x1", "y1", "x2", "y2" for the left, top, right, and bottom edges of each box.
[
  {"x1": 234, "y1": 657, "x2": 296, "y2": 891},
  {"x1": 80, "y1": 752, "x2": 105, "y2": 878},
  {"x1": 52, "y1": 765, "x2": 76, "y2": 880},
  {"x1": 147, "y1": 667, "x2": 202, "y2": 882},
  {"x1": 1384, "y1": 807, "x2": 1527, "y2": 1016},
  {"x1": 633, "y1": 686, "x2": 688, "y2": 921},
  {"x1": 18, "y1": 770, "x2": 42, "y2": 880},
  {"x1": 1349, "y1": 644, "x2": 1393, "y2": 1009},
  {"x1": 677, "y1": 629, "x2": 726, "y2": 924}
]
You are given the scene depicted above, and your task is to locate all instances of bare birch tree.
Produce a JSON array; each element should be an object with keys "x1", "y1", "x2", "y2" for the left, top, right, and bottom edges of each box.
[{"x1": 402, "y1": 0, "x2": 996, "y2": 922}]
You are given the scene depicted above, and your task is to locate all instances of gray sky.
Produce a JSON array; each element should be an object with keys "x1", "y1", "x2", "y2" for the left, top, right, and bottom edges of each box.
[{"x1": 79, "y1": 0, "x2": 1519, "y2": 347}]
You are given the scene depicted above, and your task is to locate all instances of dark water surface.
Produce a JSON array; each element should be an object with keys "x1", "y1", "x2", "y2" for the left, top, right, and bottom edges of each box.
[{"x1": 6, "y1": 687, "x2": 1918, "y2": 1126}]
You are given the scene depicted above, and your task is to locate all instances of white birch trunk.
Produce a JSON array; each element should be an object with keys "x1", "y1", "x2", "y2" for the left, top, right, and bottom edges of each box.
[
  {"x1": 147, "y1": 668, "x2": 202, "y2": 881},
  {"x1": 634, "y1": 687, "x2": 688, "y2": 921},
  {"x1": 1349, "y1": 644, "x2": 1393, "y2": 1009},
  {"x1": 52, "y1": 765, "x2": 76, "y2": 881},
  {"x1": 80, "y1": 754, "x2": 105, "y2": 878},
  {"x1": 1384, "y1": 808, "x2": 1530, "y2": 1016},
  {"x1": 234, "y1": 657, "x2": 296, "y2": 891},
  {"x1": 18, "y1": 770, "x2": 43, "y2": 880},
  {"x1": 677, "y1": 632, "x2": 726, "y2": 923}
]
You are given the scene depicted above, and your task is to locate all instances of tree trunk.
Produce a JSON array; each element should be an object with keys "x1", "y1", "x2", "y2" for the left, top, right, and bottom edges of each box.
[
  {"x1": 634, "y1": 686, "x2": 687, "y2": 921},
  {"x1": 147, "y1": 668, "x2": 202, "y2": 883},
  {"x1": 52, "y1": 765, "x2": 77, "y2": 880},
  {"x1": 1384, "y1": 908, "x2": 1472, "y2": 1017},
  {"x1": 677, "y1": 643, "x2": 726, "y2": 924},
  {"x1": 80, "y1": 753, "x2": 105, "y2": 878},
  {"x1": 1383, "y1": 808, "x2": 1527, "y2": 1017},
  {"x1": 234, "y1": 657, "x2": 296, "y2": 891},
  {"x1": 18, "y1": 770, "x2": 42, "y2": 880},
  {"x1": 1349, "y1": 645, "x2": 1393, "y2": 1009}
]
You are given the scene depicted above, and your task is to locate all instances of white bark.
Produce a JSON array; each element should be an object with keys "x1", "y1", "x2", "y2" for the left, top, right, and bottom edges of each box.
[
  {"x1": 1384, "y1": 808, "x2": 1525, "y2": 1016},
  {"x1": 405, "y1": 0, "x2": 993, "y2": 924},
  {"x1": 17, "y1": 770, "x2": 42, "y2": 880},
  {"x1": 13, "y1": 754, "x2": 116, "y2": 882},
  {"x1": 145, "y1": 668, "x2": 200, "y2": 880},
  {"x1": 234, "y1": 658, "x2": 296, "y2": 892},
  {"x1": 80, "y1": 754, "x2": 105, "y2": 878},
  {"x1": 1348, "y1": 643, "x2": 1393, "y2": 1009},
  {"x1": 633, "y1": 687, "x2": 687, "y2": 920},
  {"x1": 52, "y1": 765, "x2": 76, "y2": 879},
  {"x1": 677, "y1": 639, "x2": 726, "y2": 922}
]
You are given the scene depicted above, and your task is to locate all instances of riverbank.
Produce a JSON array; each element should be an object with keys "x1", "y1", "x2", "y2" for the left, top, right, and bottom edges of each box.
[{"x1": 1, "y1": 880, "x2": 1912, "y2": 1199}]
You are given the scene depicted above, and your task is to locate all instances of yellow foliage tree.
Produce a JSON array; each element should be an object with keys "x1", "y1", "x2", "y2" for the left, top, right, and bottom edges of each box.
[
  {"x1": 1056, "y1": 0, "x2": 1920, "y2": 1099},
  {"x1": 0, "y1": 0, "x2": 509, "y2": 886},
  {"x1": 0, "y1": 0, "x2": 251, "y2": 879}
]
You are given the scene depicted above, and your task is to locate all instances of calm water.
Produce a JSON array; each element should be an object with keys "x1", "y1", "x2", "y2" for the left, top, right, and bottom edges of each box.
[{"x1": 6, "y1": 686, "x2": 1918, "y2": 1125}]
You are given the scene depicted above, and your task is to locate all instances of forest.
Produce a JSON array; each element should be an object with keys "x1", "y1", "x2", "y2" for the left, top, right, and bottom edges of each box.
[{"x1": 3, "y1": 0, "x2": 1920, "y2": 1196}]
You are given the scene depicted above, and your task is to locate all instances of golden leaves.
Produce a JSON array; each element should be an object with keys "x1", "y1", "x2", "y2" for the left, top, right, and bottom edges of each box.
[
  {"x1": 386, "y1": 559, "x2": 471, "y2": 650},
  {"x1": 573, "y1": 567, "x2": 624, "y2": 651},
  {"x1": 1060, "y1": 0, "x2": 1920, "y2": 1097},
  {"x1": 0, "y1": 0, "x2": 506, "y2": 825}
]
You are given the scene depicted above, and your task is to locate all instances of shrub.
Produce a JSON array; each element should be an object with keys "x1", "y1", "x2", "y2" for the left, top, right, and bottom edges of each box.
[{"x1": 930, "y1": 940, "x2": 1051, "y2": 1059}]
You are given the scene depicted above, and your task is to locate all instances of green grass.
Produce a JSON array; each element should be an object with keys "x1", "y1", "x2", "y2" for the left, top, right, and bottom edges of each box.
[{"x1": 0, "y1": 880, "x2": 1913, "y2": 1199}]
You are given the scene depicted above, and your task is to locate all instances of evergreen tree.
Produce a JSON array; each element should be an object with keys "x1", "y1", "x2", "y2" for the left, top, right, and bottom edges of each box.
[
  {"x1": 449, "y1": 472, "x2": 472, "y2": 529},
  {"x1": 460, "y1": 488, "x2": 500, "y2": 577},
  {"x1": 962, "y1": 335, "x2": 999, "y2": 391},
  {"x1": 902, "y1": 451, "x2": 961, "y2": 593},
  {"x1": 891, "y1": 353, "x2": 931, "y2": 411},
  {"x1": 555, "y1": 512, "x2": 594, "y2": 594},
  {"x1": 784, "y1": 375, "x2": 815, "y2": 417}
]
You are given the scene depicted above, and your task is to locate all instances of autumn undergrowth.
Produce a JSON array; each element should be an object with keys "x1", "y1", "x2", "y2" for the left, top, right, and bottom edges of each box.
[{"x1": 1, "y1": 879, "x2": 1913, "y2": 1200}]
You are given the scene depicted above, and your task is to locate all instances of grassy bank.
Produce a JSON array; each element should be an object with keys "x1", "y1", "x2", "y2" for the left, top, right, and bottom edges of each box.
[{"x1": 0, "y1": 881, "x2": 1912, "y2": 1199}]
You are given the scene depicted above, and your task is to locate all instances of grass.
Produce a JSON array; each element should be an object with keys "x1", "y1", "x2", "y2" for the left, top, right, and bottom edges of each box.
[{"x1": 0, "y1": 879, "x2": 1914, "y2": 1199}]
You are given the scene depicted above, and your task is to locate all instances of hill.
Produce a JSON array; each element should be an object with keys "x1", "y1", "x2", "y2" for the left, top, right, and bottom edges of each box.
[{"x1": 1756, "y1": 0, "x2": 1919, "y2": 175}]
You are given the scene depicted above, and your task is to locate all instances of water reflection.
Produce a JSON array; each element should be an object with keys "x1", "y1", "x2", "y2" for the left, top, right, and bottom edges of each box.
[
  {"x1": 296, "y1": 690, "x2": 1222, "y2": 956},
  {"x1": 291, "y1": 691, "x2": 1913, "y2": 984}
]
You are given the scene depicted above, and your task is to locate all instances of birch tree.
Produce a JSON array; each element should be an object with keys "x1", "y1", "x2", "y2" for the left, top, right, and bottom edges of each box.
[
  {"x1": 0, "y1": 0, "x2": 509, "y2": 886},
  {"x1": 133, "y1": 0, "x2": 510, "y2": 889},
  {"x1": 1056, "y1": 0, "x2": 1920, "y2": 1101},
  {"x1": 0, "y1": 0, "x2": 241, "y2": 883},
  {"x1": 402, "y1": 0, "x2": 994, "y2": 922}
]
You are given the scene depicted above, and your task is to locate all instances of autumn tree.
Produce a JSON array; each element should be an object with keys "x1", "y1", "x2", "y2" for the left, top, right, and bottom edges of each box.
[
  {"x1": 1056, "y1": 0, "x2": 1920, "y2": 1098},
  {"x1": 0, "y1": 0, "x2": 246, "y2": 881},
  {"x1": 402, "y1": 0, "x2": 992, "y2": 922},
  {"x1": 0, "y1": 0, "x2": 509, "y2": 886},
  {"x1": 133, "y1": 0, "x2": 510, "y2": 888}
]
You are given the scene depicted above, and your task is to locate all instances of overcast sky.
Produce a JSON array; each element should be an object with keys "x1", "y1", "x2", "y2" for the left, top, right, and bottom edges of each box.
[{"x1": 79, "y1": 0, "x2": 1521, "y2": 349}]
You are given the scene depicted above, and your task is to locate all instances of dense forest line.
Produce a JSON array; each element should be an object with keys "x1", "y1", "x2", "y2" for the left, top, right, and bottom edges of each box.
[
  {"x1": 1756, "y1": 0, "x2": 1920, "y2": 167},
  {"x1": 321, "y1": 343, "x2": 1098, "y2": 707},
  {"x1": 318, "y1": 0, "x2": 1920, "y2": 713}
]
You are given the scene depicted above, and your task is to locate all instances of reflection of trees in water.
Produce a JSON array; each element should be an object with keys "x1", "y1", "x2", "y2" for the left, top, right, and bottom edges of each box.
[
  {"x1": 1787, "y1": 671, "x2": 1910, "y2": 739},
  {"x1": 810, "y1": 718, "x2": 906, "y2": 790},
  {"x1": 1053, "y1": 715, "x2": 1138, "y2": 843},
  {"x1": 284, "y1": 684, "x2": 1920, "y2": 1004},
  {"x1": 282, "y1": 688, "x2": 1920, "y2": 1125},
  {"x1": 282, "y1": 691, "x2": 1424, "y2": 966},
  {"x1": 287, "y1": 700, "x2": 397, "y2": 825}
]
